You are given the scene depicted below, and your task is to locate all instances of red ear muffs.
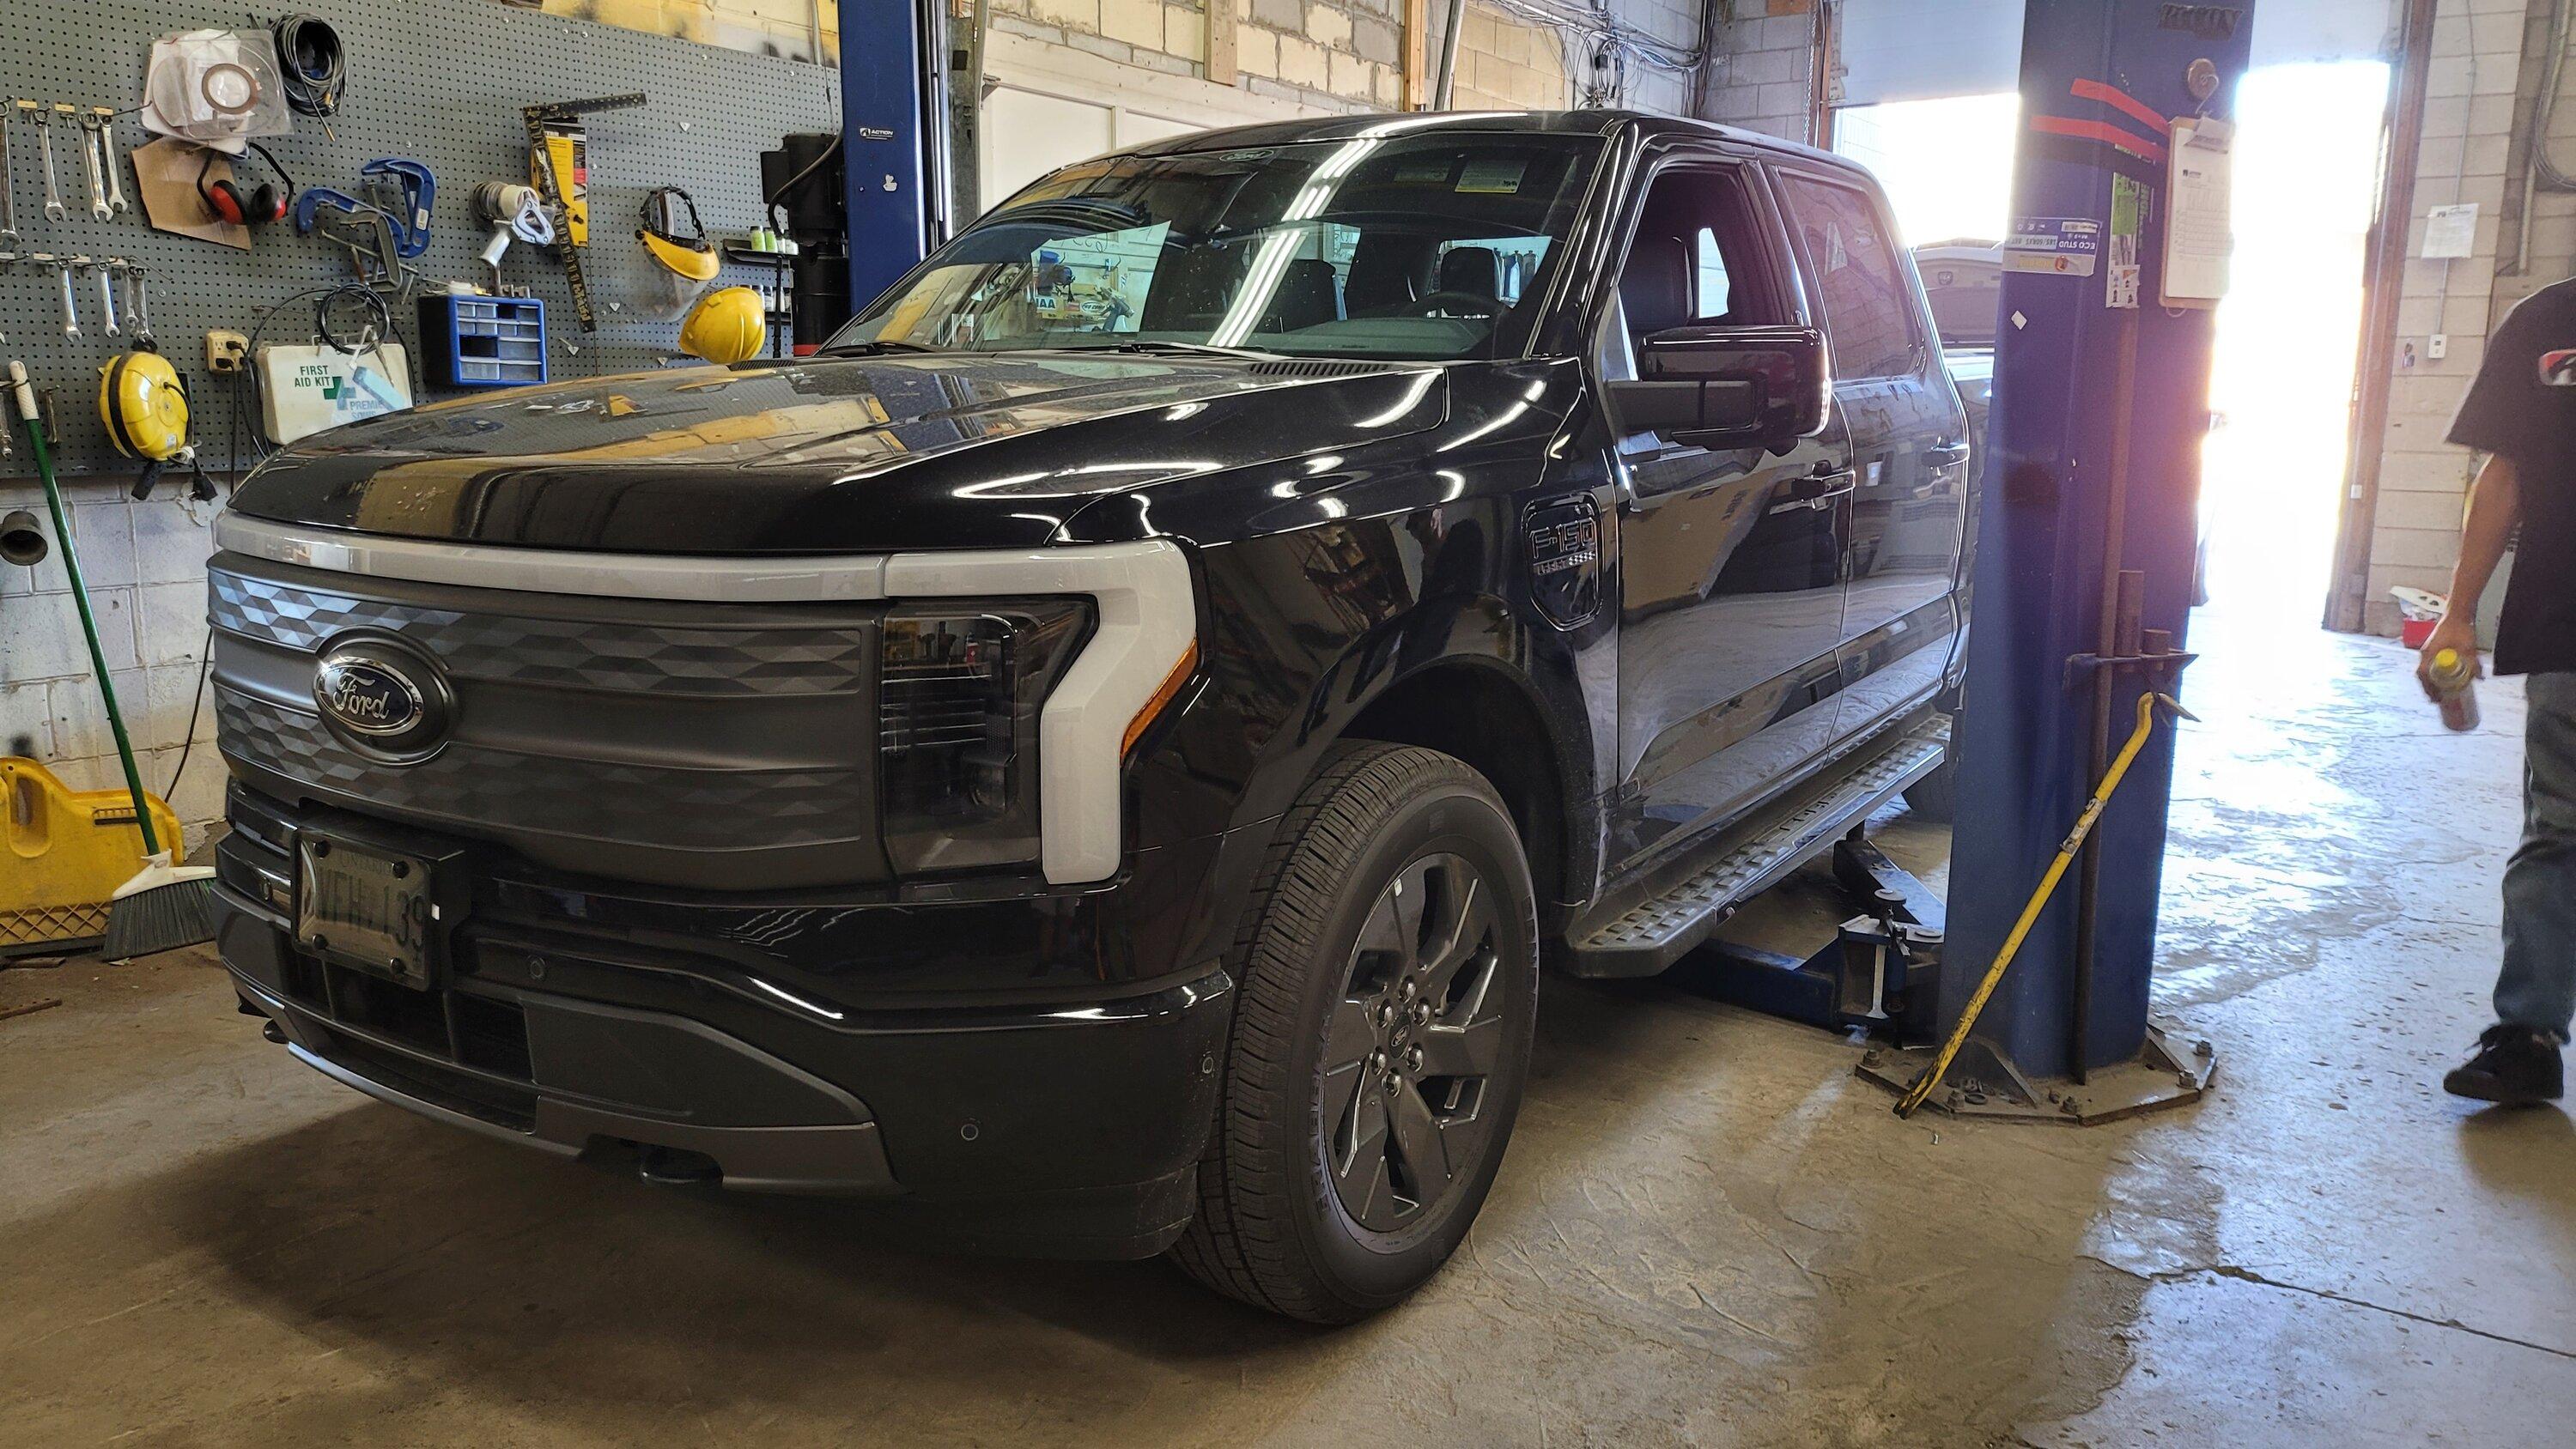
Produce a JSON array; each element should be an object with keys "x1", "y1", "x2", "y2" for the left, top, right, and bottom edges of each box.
[{"x1": 197, "y1": 149, "x2": 289, "y2": 227}]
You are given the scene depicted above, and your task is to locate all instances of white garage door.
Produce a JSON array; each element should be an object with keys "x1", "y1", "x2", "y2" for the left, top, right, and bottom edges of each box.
[{"x1": 975, "y1": 28, "x2": 1339, "y2": 213}]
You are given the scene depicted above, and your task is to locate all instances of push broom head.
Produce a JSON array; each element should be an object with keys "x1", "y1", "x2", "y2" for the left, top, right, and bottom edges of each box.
[{"x1": 101, "y1": 851, "x2": 220, "y2": 961}]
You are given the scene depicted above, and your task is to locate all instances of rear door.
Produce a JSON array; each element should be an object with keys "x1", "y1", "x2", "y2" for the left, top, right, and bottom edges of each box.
[
  {"x1": 1773, "y1": 169, "x2": 1971, "y2": 741},
  {"x1": 1601, "y1": 158, "x2": 1854, "y2": 871}
]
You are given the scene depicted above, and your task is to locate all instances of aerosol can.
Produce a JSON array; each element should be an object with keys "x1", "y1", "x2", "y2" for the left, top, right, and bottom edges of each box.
[{"x1": 2429, "y1": 647, "x2": 2482, "y2": 733}]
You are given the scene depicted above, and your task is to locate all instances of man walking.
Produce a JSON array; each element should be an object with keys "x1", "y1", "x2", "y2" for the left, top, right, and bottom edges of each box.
[{"x1": 2428, "y1": 278, "x2": 2576, "y2": 1105}]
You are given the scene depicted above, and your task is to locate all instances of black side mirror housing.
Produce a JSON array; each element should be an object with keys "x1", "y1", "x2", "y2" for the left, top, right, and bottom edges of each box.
[{"x1": 1607, "y1": 324, "x2": 1832, "y2": 452}]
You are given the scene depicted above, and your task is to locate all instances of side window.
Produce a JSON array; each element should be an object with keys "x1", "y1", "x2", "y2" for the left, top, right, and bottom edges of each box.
[
  {"x1": 1691, "y1": 228, "x2": 1732, "y2": 320},
  {"x1": 1779, "y1": 175, "x2": 1919, "y2": 379},
  {"x1": 1609, "y1": 165, "x2": 1772, "y2": 351}
]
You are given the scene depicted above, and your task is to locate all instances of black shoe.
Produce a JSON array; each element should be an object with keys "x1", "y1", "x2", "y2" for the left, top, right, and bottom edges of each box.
[{"x1": 2443, "y1": 1025, "x2": 2566, "y2": 1105}]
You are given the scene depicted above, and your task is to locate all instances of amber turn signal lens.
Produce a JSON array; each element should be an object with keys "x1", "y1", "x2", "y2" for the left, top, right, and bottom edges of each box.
[{"x1": 1123, "y1": 639, "x2": 1199, "y2": 759}]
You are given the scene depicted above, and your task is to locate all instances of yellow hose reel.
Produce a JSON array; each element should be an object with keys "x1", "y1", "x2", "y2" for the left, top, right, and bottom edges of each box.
[
  {"x1": 99, "y1": 349, "x2": 191, "y2": 462},
  {"x1": 97, "y1": 349, "x2": 216, "y2": 501}
]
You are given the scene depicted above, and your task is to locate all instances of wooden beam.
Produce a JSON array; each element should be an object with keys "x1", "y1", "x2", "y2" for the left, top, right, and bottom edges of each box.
[
  {"x1": 1403, "y1": 0, "x2": 1429, "y2": 111},
  {"x1": 1207, "y1": 0, "x2": 1237, "y2": 86}
]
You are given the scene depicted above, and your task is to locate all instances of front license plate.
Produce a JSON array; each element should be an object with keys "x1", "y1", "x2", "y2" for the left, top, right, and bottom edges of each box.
[{"x1": 295, "y1": 832, "x2": 442, "y2": 991}]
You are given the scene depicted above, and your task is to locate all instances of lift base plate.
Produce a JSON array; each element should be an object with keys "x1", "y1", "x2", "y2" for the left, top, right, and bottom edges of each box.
[{"x1": 1856, "y1": 1016, "x2": 2216, "y2": 1125}]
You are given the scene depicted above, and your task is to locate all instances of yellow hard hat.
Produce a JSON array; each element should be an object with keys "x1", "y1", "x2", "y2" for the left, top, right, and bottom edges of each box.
[
  {"x1": 98, "y1": 349, "x2": 191, "y2": 462},
  {"x1": 678, "y1": 286, "x2": 766, "y2": 365}
]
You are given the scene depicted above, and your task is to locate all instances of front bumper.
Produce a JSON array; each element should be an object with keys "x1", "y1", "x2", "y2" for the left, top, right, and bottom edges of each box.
[{"x1": 215, "y1": 800, "x2": 1236, "y2": 1258}]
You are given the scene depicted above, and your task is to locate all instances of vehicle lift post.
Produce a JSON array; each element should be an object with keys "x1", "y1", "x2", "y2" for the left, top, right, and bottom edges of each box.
[
  {"x1": 1858, "y1": 0, "x2": 2254, "y2": 1122},
  {"x1": 841, "y1": 0, "x2": 955, "y2": 319}
]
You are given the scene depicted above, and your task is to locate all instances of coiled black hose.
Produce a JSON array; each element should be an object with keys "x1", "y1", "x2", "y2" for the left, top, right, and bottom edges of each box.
[{"x1": 272, "y1": 15, "x2": 346, "y2": 119}]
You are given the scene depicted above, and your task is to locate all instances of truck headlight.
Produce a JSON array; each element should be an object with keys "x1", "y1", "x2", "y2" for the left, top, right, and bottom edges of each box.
[{"x1": 879, "y1": 600, "x2": 1092, "y2": 874}]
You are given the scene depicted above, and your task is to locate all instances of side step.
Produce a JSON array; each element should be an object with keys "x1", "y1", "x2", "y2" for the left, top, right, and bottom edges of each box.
[{"x1": 1563, "y1": 716, "x2": 1950, "y2": 979}]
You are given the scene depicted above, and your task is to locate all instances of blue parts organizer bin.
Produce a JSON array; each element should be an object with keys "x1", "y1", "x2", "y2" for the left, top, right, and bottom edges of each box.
[{"x1": 420, "y1": 294, "x2": 549, "y2": 387}]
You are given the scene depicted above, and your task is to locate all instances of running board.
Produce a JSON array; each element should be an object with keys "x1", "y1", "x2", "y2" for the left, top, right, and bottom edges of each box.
[{"x1": 1563, "y1": 717, "x2": 1950, "y2": 979}]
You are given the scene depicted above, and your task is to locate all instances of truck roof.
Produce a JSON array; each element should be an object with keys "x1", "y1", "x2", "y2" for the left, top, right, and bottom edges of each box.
[{"x1": 1118, "y1": 108, "x2": 1862, "y2": 177}]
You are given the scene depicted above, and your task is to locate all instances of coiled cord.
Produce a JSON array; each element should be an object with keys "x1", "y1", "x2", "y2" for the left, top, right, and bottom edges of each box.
[{"x1": 272, "y1": 15, "x2": 346, "y2": 118}]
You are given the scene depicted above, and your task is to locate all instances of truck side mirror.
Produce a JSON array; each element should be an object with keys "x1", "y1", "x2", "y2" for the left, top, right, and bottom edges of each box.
[{"x1": 1608, "y1": 324, "x2": 1832, "y2": 452}]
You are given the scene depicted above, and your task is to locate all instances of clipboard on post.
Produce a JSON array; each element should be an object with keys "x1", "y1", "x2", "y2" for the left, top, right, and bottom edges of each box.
[{"x1": 2161, "y1": 116, "x2": 2234, "y2": 307}]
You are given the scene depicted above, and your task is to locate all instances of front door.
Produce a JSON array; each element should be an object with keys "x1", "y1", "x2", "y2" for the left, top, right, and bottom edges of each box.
[
  {"x1": 1604, "y1": 162, "x2": 1853, "y2": 871},
  {"x1": 1774, "y1": 170, "x2": 1971, "y2": 739}
]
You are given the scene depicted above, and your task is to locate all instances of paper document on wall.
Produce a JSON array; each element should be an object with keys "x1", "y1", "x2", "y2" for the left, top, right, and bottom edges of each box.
[
  {"x1": 2422, "y1": 203, "x2": 2478, "y2": 259},
  {"x1": 2162, "y1": 117, "x2": 2233, "y2": 307}
]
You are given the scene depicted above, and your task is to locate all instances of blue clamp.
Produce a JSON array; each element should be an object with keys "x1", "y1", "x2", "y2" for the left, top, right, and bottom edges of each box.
[
  {"x1": 291, "y1": 185, "x2": 384, "y2": 234},
  {"x1": 360, "y1": 158, "x2": 435, "y2": 259}
]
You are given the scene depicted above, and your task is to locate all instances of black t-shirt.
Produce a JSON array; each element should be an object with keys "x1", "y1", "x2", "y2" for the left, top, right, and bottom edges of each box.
[{"x1": 2447, "y1": 279, "x2": 2576, "y2": 676}]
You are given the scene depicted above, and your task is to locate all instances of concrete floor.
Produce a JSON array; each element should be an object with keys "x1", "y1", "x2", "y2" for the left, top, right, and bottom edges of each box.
[{"x1": 4, "y1": 617, "x2": 2570, "y2": 1446}]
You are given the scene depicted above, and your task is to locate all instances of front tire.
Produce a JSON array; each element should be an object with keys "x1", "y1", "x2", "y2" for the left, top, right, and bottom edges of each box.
[{"x1": 1172, "y1": 743, "x2": 1539, "y2": 1323}]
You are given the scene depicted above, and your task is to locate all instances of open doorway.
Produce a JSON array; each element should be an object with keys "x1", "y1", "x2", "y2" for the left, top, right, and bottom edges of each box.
[
  {"x1": 1832, "y1": 63, "x2": 2391, "y2": 634},
  {"x1": 2199, "y1": 61, "x2": 2391, "y2": 632}
]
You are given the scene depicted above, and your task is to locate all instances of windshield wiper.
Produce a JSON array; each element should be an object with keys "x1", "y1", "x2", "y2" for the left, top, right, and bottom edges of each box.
[
  {"x1": 1051, "y1": 340, "x2": 1284, "y2": 361},
  {"x1": 821, "y1": 338, "x2": 941, "y2": 355}
]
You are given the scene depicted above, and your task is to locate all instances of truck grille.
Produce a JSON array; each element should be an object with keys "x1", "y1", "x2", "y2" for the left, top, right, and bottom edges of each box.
[{"x1": 207, "y1": 552, "x2": 889, "y2": 890}]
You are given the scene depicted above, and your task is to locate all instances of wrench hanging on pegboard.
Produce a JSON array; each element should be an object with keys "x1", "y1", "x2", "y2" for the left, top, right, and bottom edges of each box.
[{"x1": 521, "y1": 94, "x2": 645, "y2": 332}]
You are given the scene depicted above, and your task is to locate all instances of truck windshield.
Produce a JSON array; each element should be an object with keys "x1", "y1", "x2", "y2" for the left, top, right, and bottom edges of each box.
[{"x1": 828, "y1": 131, "x2": 1605, "y2": 361}]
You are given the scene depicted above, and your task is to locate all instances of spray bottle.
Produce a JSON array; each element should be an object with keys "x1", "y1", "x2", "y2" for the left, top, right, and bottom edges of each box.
[{"x1": 2428, "y1": 647, "x2": 2482, "y2": 733}]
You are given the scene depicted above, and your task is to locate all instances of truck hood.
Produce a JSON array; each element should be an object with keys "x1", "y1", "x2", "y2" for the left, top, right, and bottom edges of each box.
[{"x1": 224, "y1": 351, "x2": 1451, "y2": 554}]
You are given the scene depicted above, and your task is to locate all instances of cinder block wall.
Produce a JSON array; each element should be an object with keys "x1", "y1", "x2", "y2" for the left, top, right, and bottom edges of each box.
[
  {"x1": 2360, "y1": 0, "x2": 2569, "y2": 637},
  {"x1": 0, "y1": 488, "x2": 225, "y2": 855},
  {"x1": 1702, "y1": 0, "x2": 1818, "y2": 142}
]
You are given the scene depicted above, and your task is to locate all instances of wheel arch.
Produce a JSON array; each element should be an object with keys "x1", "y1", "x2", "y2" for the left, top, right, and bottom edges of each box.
[{"x1": 1337, "y1": 652, "x2": 1585, "y2": 930}]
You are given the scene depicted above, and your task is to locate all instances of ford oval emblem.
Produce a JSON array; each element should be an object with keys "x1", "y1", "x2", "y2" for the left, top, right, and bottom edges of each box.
[
  {"x1": 317, "y1": 658, "x2": 422, "y2": 734},
  {"x1": 313, "y1": 640, "x2": 453, "y2": 761}
]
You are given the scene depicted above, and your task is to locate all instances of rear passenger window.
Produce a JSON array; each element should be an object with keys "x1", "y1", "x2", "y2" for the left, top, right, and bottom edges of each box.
[
  {"x1": 1691, "y1": 229, "x2": 1732, "y2": 320},
  {"x1": 1780, "y1": 175, "x2": 1919, "y2": 379}
]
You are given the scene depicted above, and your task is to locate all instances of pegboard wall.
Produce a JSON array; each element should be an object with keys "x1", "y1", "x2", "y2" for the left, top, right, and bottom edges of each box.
[{"x1": 0, "y1": 0, "x2": 838, "y2": 477}]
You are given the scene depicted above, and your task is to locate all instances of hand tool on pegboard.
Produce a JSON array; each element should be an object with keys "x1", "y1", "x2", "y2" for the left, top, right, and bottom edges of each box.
[
  {"x1": 92, "y1": 107, "x2": 131, "y2": 216},
  {"x1": 38, "y1": 254, "x2": 77, "y2": 338},
  {"x1": 121, "y1": 264, "x2": 154, "y2": 349},
  {"x1": 27, "y1": 101, "x2": 68, "y2": 224},
  {"x1": 76, "y1": 110, "x2": 111, "y2": 222},
  {"x1": 0, "y1": 103, "x2": 19, "y2": 247},
  {"x1": 521, "y1": 93, "x2": 644, "y2": 331},
  {"x1": 89, "y1": 258, "x2": 119, "y2": 339}
]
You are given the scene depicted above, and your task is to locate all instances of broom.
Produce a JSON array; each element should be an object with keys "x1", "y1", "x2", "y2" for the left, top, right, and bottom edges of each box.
[{"x1": 7, "y1": 361, "x2": 217, "y2": 960}]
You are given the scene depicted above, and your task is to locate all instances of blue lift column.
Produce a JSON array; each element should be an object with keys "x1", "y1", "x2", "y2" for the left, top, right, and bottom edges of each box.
[
  {"x1": 841, "y1": 0, "x2": 949, "y2": 314},
  {"x1": 1882, "y1": 1, "x2": 2256, "y2": 1119}
]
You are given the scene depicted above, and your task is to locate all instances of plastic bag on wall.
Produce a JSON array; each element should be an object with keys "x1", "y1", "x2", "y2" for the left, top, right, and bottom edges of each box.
[{"x1": 139, "y1": 30, "x2": 292, "y2": 150}]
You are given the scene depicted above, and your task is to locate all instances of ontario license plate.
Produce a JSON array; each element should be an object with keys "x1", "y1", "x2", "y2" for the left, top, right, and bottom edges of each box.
[{"x1": 295, "y1": 831, "x2": 441, "y2": 991}]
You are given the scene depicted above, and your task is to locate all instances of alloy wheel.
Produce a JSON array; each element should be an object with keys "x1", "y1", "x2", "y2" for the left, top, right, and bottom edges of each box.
[{"x1": 1320, "y1": 852, "x2": 1507, "y2": 1232}]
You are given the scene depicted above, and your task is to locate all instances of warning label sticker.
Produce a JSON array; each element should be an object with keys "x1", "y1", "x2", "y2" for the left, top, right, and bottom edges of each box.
[{"x1": 2003, "y1": 215, "x2": 2102, "y2": 277}]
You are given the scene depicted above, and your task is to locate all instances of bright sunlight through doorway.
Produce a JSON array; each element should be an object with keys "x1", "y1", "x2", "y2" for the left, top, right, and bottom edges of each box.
[{"x1": 1834, "y1": 62, "x2": 2394, "y2": 634}]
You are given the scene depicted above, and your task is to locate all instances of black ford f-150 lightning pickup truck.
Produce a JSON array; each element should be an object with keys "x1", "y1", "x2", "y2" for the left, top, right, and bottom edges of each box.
[{"x1": 210, "y1": 111, "x2": 1971, "y2": 1322}]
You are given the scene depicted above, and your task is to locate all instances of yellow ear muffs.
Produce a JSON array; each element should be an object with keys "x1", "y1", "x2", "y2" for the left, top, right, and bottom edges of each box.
[{"x1": 99, "y1": 349, "x2": 191, "y2": 463}]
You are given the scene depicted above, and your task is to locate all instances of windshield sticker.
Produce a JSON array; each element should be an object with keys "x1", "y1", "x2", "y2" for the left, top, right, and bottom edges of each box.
[
  {"x1": 1392, "y1": 154, "x2": 1453, "y2": 185},
  {"x1": 1455, "y1": 156, "x2": 1528, "y2": 194},
  {"x1": 1028, "y1": 222, "x2": 1170, "y2": 333}
]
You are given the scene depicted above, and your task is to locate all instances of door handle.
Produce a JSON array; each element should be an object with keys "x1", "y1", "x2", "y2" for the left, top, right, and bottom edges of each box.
[
  {"x1": 1926, "y1": 441, "x2": 1971, "y2": 469},
  {"x1": 1789, "y1": 468, "x2": 1856, "y2": 501},
  {"x1": 1772, "y1": 468, "x2": 1855, "y2": 514}
]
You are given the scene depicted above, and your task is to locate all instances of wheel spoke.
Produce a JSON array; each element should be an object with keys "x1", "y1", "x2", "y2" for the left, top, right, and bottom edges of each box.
[
  {"x1": 1386, "y1": 1079, "x2": 1455, "y2": 1198},
  {"x1": 1354, "y1": 1146, "x2": 1395, "y2": 1224},
  {"x1": 1336, "y1": 1084, "x2": 1389, "y2": 1181},
  {"x1": 1353, "y1": 889, "x2": 1407, "y2": 970},
  {"x1": 1321, "y1": 996, "x2": 1376, "y2": 1073},
  {"x1": 1321, "y1": 1058, "x2": 1366, "y2": 1155},
  {"x1": 1388, "y1": 858, "x2": 1431, "y2": 967},
  {"x1": 1414, "y1": 1013, "x2": 1504, "y2": 1080},
  {"x1": 1420, "y1": 885, "x2": 1498, "y2": 1000}
]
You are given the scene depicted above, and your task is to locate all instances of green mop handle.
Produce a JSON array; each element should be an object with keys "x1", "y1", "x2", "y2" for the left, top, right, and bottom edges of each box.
[{"x1": 8, "y1": 361, "x2": 161, "y2": 858}]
